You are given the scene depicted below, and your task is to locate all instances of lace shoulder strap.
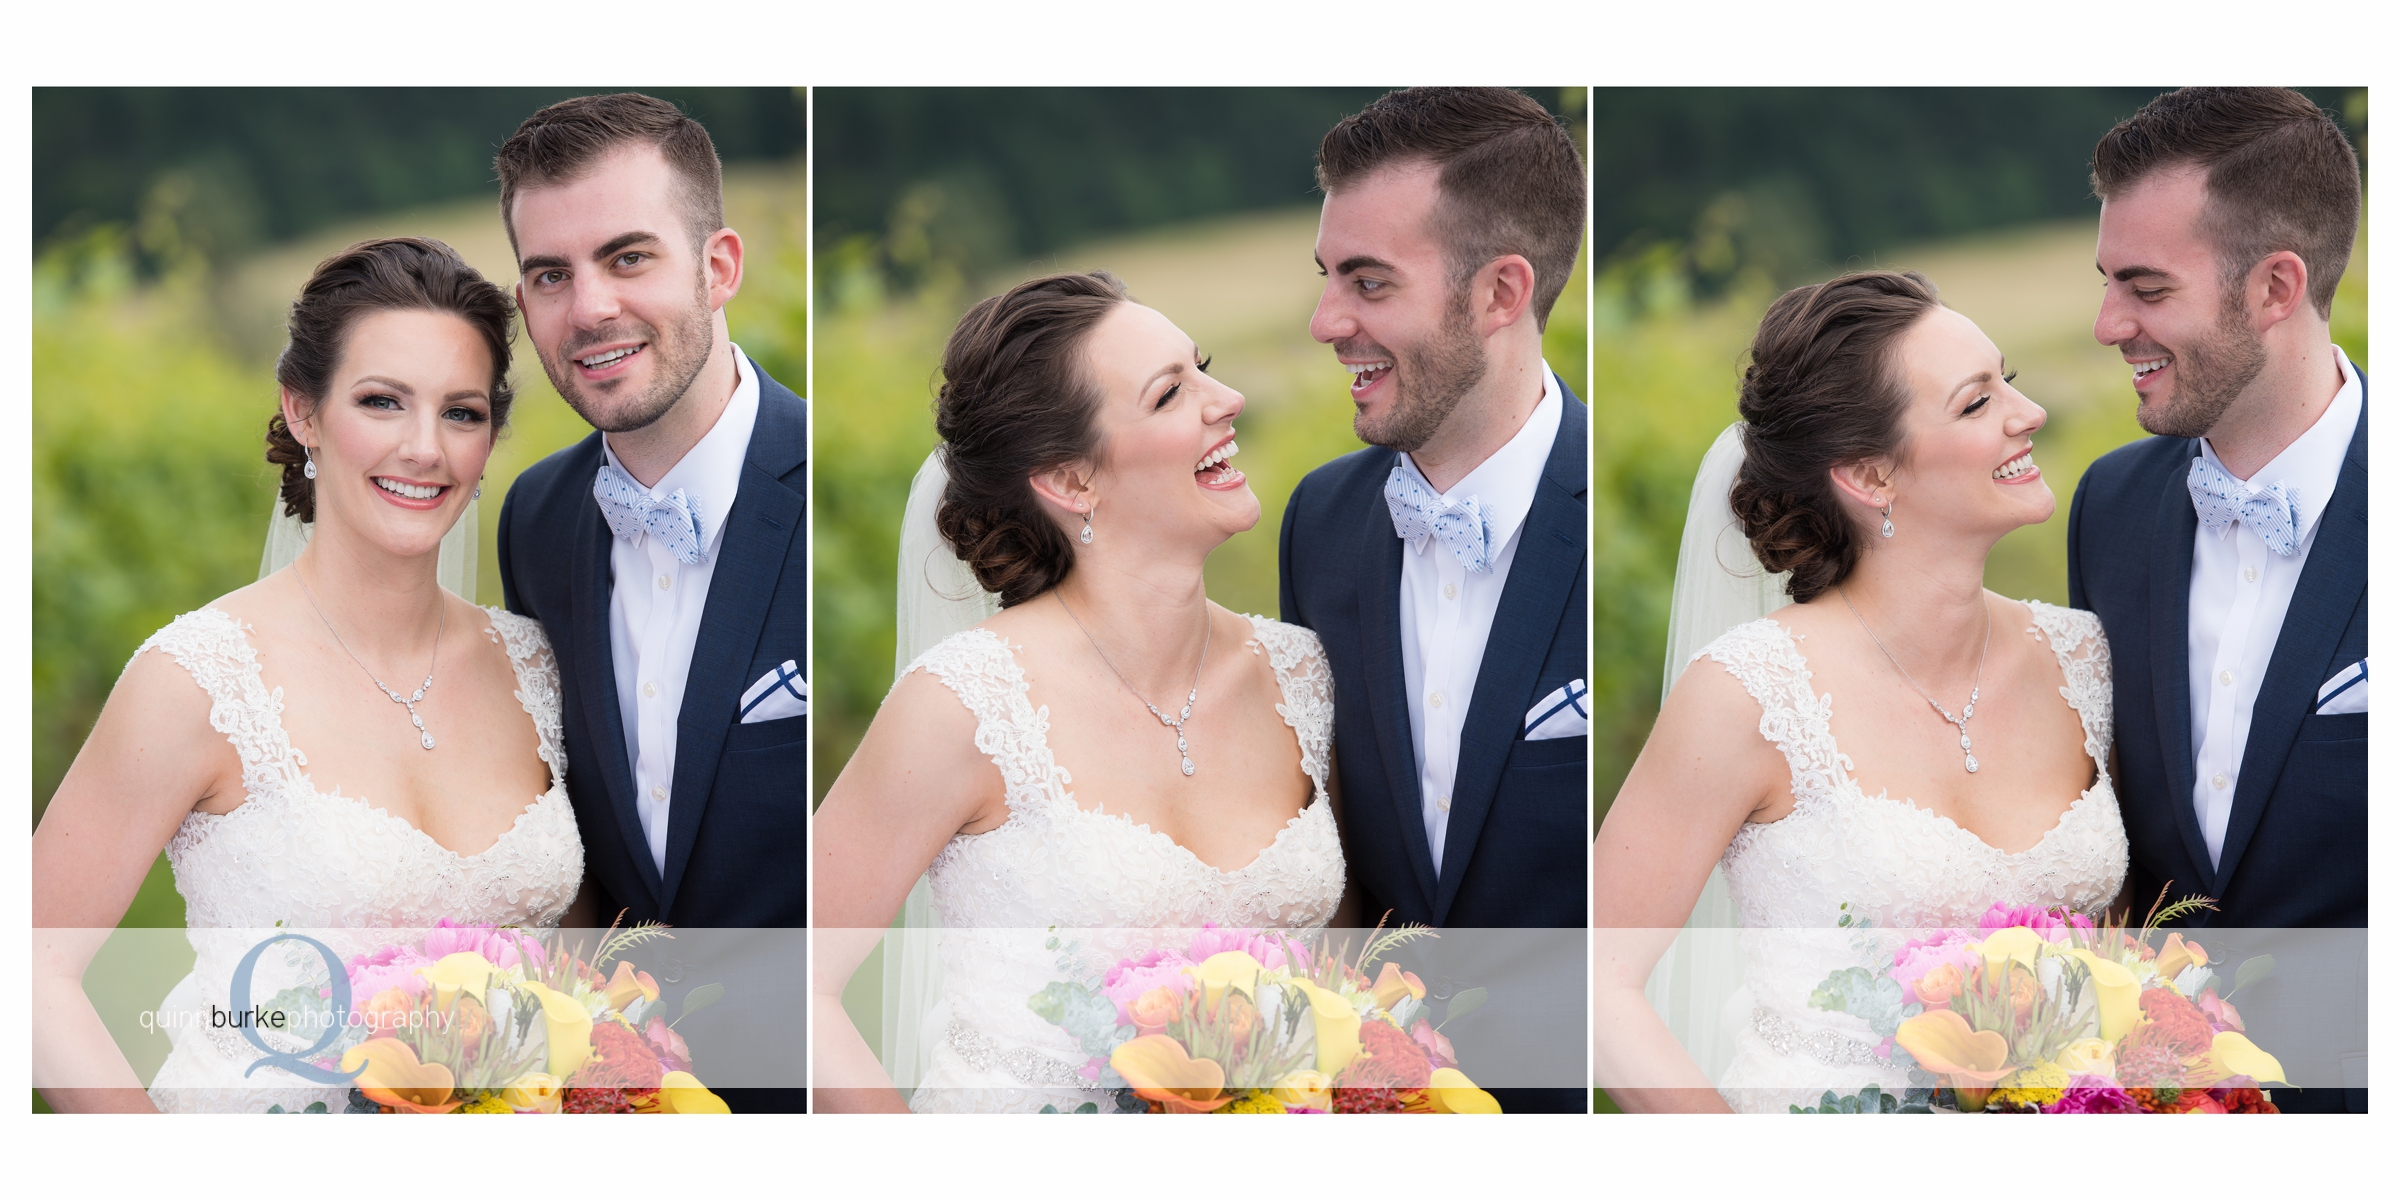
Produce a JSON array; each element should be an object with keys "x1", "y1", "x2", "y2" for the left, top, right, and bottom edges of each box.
[
  {"x1": 1694, "y1": 618, "x2": 1853, "y2": 807},
  {"x1": 2025, "y1": 600, "x2": 2112, "y2": 769},
  {"x1": 1243, "y1": 616, "x2": 1332, "y2": 799},
  {"x1": 898, "y1": 628, "x2": 1068, "y2": 812},
  {"x1": 484, "y1": 607, "x2": 567, "y2": 792},
  {"x1": 128, "y1": 607, "x2": 309, "y2": 801}
]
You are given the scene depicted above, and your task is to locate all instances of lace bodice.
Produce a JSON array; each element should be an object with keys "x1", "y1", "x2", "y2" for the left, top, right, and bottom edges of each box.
[
  {"x1": 138, "y1": 606, "x2": 583, "y2": 1112},
  {"x1": 902, "y1": 616, "x2": 1345, "y2": 1113},
  {"x1": 1699, "y1": 600, "x2": 2127, "y2": 1112}
]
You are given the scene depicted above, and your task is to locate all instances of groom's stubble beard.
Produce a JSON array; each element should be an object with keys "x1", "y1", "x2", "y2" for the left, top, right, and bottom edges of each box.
[
  {"x1": 1352, "y1": 283, "x2": 1488, "y2": 453},
  {"x1": 539, "y1": 272, "x2": 717, "y2": 435},
  {"x1": 2135, "y1": 283, "x2": 2269, "y2": 440}
]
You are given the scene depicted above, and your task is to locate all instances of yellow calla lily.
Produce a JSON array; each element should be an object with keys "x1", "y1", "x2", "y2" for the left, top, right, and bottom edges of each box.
[
  {"x1": 2066, "y1": 950, "x2": 2142, "y2": 1041},
  {"x1": 1424, "y1": 1067, "x2": 1502, "y2": 1114},
  {"x1": 2153, "y1": 933, "x2": 2209, "y2": 986},
  {"x1": 499, "y1": 1072, "x2": 563, "y2": 1113},
  {"x1": 1186, "y1": 952, "x2": 1265, "y2": 1005},
  {"x1": 1291, "y1": 980, "x2": 1362, "y2": 1077},
  {"x1": 1894, "y1": 1008, "x2": 2013, "y2": 1113},
  {"x1": 339, "y1": 1037, "x2": 460, "y2": 1113},
  {"x1": 1270, "y1": 1069, "x2": 1333, "y2": 1111},
  {"x1": 1110, "y1": 1034, "x2": 1232, "y2": 1112},
  {"x1": 1971, "y1": 927, "x2": 2047, "y2": 972},
  {"x1": 2191, "y1": 1032, "x2": 2289, "y2": 1088},
  {"x1": 604, "y1": 960, "x2": 660, "y2": 1012},
  {"x1": 416, "y1": 951, "x2": 498, "y2": 1010},
  {"x1": 652, "y1": 1070, "x2": 731, "y2": 1114},
  {"x1": 1371, "y1": 962, "x2": 1426, "y2": 1013},
  {"x1": 522, "y1": 981, "x2": 594, "y2": 1080}
]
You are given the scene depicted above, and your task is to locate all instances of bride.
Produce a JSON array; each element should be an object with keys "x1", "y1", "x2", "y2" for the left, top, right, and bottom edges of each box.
[
  {"x1": 32, "y1": 237, "x2": 587, "y2": 1113},
  {"x1": 1590, "y1": 270, "x2": 2127, "y2": 1113},
  {"x1": 811, "y1": 271, "x2": 1353, "y2": 1113}
]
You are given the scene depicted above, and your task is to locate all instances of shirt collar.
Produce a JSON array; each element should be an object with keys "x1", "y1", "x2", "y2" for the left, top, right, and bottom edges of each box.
[
  {"x1": 1396, "y1": 363, "x2": 1563, "y2": 552},
  {"x1": 601, "y1": 344, "x2": 761, "y2": 556},
  {"x1": 2197, "y1": 342, "x2": 2360, "y2": 541}
]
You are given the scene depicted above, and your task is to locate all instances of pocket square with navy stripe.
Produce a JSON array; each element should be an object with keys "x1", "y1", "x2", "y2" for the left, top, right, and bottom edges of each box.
[
  {"x1": 2316, "y1": 658, "x2": 2367, "y2": 715},
  {"x1": 740, "y1": 660, "x2": 808, "y2": 723},
  {"x1": 1523, "y1": 678, "x2": 1589, "y2": 740}
]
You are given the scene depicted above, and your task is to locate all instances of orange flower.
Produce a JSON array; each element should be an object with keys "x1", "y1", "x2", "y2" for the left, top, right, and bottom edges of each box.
[
  {"x1": 358, "y1": 987, "x2": 418, "y2": 1037},
  {"x1": 1129, "y1": 986, "x2": 1181, "y2": 1036},
  {"x1": 338, "y1": 1037, "x2": 461, "y2": 1114},
  {"x1": 1371, "y1": 963, "x2": 1426, "y2": 1013},
  {"x1": 1110, "y1": 1035, "x2": 1231, "y2": 1113},
  {"x1": 447, "y1": 996, "x2": 492, "y2": 1045},
  {"x1": 1914, "y1": 964, "x2": 1963, "y2": 1008},
  {"x1": 604, "y1": 961, "x2": 660, "y2": 1012}
]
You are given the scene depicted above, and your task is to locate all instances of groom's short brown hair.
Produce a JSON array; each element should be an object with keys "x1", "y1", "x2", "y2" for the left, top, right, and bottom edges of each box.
[
  {"x1": 1316, "y1": 87, "x2": 1586, "y2": 330},
  {"x1": 495, "y1": 92, "x2": 725, "y2": 258},
  {"x1": 2092, "y1": 87, "x2": 2360, "y2": 319}
]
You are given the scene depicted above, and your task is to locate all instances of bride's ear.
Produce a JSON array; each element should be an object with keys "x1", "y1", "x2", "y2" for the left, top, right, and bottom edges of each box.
[
  {"x1": 1827, "y1": 458, "x2": 1893, "y2": 515},
  {"x1": 1027, "y1": 464, "x2": 1096, "y2": 521},
  {"x1": 279, "y1": 387, "x2": 318, "y2": 447}
]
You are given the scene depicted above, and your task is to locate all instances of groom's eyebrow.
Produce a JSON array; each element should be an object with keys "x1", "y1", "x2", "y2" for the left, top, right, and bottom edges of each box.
[
  {"x1": 592, "y1": 230, "x2": 664, "y2": 261},
  {"x1": 2103, "y1": 261, "x2": 2172, "y2": 282},
  {"x1": 1332, "y1": 254, "x2": 1396, "y2": 276}
]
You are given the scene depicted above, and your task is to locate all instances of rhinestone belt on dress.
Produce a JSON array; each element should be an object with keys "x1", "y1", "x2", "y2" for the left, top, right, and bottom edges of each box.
[
  {"x1": 1751, "y1": 1006, "x2": 1886, "y2": 1067},
  {"x1": 945, "y1": 1018, "x2": 1100, "y2": 1091}
]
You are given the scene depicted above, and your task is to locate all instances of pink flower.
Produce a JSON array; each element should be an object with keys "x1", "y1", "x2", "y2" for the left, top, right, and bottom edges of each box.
[
  {"x1": 644, "y1": 1017, "x2": 692, "y2": 1073},
  {"x1": 1184, "y1": 925, "x2": 1310, "y2": 974},
  {"x1": 421, "y1": 919, "x2": 544, "y2": 971},
  {"x1": 2045, "y1": 1075, "x2": 2143, "y2": 1114},
  {"x1": 343, "y1": 944, "x2": 432, "y2": 1002},
  {"x1": 1101, "y1": 949, "x2": 1196, "y2": 1025},
  {"x1": 2197, "y1": 989, "x2": 2246, "y2": 1033},
  {"x1": 1409, "y1": 1019, "x2": 1456, "y2": 1069},
  {"x1": 1975, "y1": 903, "x2": 2090, "y2": 940},
  {"x1": 1890, "y1": 930, "x2": 1978, "y2": 1006}
]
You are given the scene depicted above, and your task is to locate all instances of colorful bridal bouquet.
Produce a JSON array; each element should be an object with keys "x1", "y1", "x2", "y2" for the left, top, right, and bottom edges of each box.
[
  {"x1": 1028, "y1": 923, "x2": 1502, "y2": 1114},
  {"x1": 297, "y1": 919, "x2": 728, "y2": 1114},
  {"x1": 1798, "y1": 897, "x2": 2285, "y2": 1114}
]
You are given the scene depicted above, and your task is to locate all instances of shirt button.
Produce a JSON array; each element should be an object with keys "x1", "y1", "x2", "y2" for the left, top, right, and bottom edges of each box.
[
  {"x1": 651, "y1": 785, "x2": 667, "y2": 801},
  {"x1": 643, "y1": 681, "x2": 658, "y2": 698},
  {"x1": 1442, "y1": 583, "x2": 1458, "y2": 600},
  {"x1": 2242, "y1": 566, "x2": 2259, "y2": 583},
  {"x1": 1436, "y1": 794, "x2": 1451, "y2": 813},
  {"x1": 657, "y1": 574, "x2": 672, "y2": 591},
  {"x1": 2219, "y1": 670, "x2": 2235, "y2": 687},
  {"x1": 1429, "y1": 691, "x2": 1444, "y2": 709},
  {"x1": 2212, "y1": 773, "x2": 2228, "y2": 790}
]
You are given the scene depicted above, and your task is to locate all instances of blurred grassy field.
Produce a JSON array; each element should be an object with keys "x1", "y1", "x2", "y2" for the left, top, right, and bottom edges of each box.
[
  {"x1": 1592, "y1": 217, "x2": 2369, "y2": 821},
  {"x1": 812, "y1": 206, "x2": 1588, "y2": 804},
  {"x1": 31, "y1": 161, "x2": 806, "y2": 929}
]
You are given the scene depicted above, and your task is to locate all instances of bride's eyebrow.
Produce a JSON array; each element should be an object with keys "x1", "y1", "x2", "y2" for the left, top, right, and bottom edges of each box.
[{"x1": 355, "y1": 375, "x2": 417, "y2": 395}]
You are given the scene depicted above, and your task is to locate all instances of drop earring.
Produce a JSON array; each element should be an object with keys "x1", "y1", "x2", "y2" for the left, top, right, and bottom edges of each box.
[
  {"x1": 303, "y1": 446, "x2": 317, "y2": 481},
  {"x1": 1880, "y1": 501, "x2": 1894, "y2": 539},
  {"x1": 1079, "y1": 503, "x2": 1094, "y2": 546},
  {"x1": 473, "y1": 479, "x2": 482, "y2": 500}
]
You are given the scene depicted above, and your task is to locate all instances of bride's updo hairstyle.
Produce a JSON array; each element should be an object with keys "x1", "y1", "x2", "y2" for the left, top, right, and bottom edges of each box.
[
  {"x1": 934, "y1": 270, "x2": 1131, "y2": 607},
  {"x1": 265, "y1": 237, "x2": 516, "y2": 522},
  {"x1": 1729, "y1": 270, "x2": 1940, "y2": 603}
]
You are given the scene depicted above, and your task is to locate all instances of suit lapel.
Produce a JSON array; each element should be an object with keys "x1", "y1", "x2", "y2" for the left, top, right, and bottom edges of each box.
[
  {"x1": 2213, "y1": 396, "x2": 2368, "y2": 892},
  {"x1": 2145, "y1": 448, "x2": 2214, "y2": 894},
  {"x1": 1355, "y1": 448, "x2": 1441, "y2": 912},
  {"x1": 657, "y1": 383, "x2": 805, "y2": 914},
  {"x1": 1432, "y1": 393, "x2": 1586, "y2": 922},
  {"x1": 568, "y1": 468, "x2": 662, "y2": 906}
]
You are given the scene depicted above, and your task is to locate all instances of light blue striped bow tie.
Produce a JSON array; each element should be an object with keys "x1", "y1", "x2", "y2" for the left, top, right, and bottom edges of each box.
[
  {"x1": 1384, "y1": 461, "x2": 1495, "y2": 574},
  {"x1": 593, "y1": 461, "x2": 706, "y2": 566},
  {"x1": 2187, "y1": 456, "x2": 2299, "y2": 557}
]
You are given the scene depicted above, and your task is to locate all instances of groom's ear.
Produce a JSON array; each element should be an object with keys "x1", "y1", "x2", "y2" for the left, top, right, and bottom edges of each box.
[
  {"x1": 1471, "y1": 254, "x2": 1538, "y2": 336},
  {"x1": 1826, "y1": 459, "x2": 1893, "y2": 514},
  {"x1": 2245, "y1": 249, "x2": 2312, "y2": 331},
  {"x1": 1027, "y1": 465, "x2": 1095, "y2": 518},
  {"x1": 703, "y1": 226, "x2": 745, "y2": 312}
]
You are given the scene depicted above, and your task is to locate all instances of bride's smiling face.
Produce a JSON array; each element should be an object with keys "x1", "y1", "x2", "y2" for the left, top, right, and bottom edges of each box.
[
  {"x1": 1879, "y1": 305, "x2": 2053, "y2": 538},
  {"x1": 288, "y1": 308, "x2": 499, "y2": 561},
  {"x1": 1072, "y1": 302, "x2": 1257, "y2": 549}
]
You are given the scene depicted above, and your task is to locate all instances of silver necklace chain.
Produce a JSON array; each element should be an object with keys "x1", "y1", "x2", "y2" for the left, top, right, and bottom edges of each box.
[
  {"x1": 1057, "y1": 592, "x2": 1209, "y2": 777},
  {"x1": 1838, "y1": 586, "x2": 1990, "y2": 774},
  {"x1": 296, "y1": 564, "x2": 445, "y2": 751}
]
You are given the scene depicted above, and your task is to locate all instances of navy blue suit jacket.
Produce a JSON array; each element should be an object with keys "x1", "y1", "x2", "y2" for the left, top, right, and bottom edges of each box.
[
  {"x1": 2067, "y1": 376, "x2": 2365, "y2": 1112},
  {"x1": 1278, "y1": 387, "x2": 1589, "y2": 930},
  {"x1": 497, "y1": 367, "x2": 810, "y2": 930}
]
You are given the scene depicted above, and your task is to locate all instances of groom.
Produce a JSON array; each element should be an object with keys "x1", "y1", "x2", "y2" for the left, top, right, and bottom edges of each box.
[
  {"x1": 2069, "y1": 88, "x2": 2364, "y2": 1112},
  {"x1": 1279, "y1": 88, "x2": 1587, "y2": 1110},
  {"x1": 495, "y1": 95, "x2": 809, "y2": 1108}
]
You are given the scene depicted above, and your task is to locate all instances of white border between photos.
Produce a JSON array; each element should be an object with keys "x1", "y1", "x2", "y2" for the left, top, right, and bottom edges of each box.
[{"x1": 5, "y1": 0, "x2": 2391, "y2": 1190}]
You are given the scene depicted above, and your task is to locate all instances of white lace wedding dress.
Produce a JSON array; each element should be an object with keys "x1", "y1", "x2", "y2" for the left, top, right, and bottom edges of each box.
[
  {"x1": 137, "y1": 607, "x2": 584, "y2": 1114},
  {"x1": 1698, "y1": 601, "x2": 2127, "y2": 1113},
  {"x1": 899, "y1": 618, "x2": 1345, "y2": 1114}
]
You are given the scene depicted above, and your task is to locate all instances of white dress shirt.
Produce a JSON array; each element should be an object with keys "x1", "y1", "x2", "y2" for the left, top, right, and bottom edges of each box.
[
  {"x1": 606, "y1": 346, "x2": 761, "y2": 877},
  {"x1": 1398, "y1": 366, "x2": 1564, "y2": 876},
  {"x1": 2187, "y1": 343, "x2": 2361, "y2": 868}
]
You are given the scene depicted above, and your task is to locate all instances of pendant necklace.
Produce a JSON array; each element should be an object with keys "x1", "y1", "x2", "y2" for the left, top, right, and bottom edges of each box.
[
  {"x1": 1059, "y1": 591, "x2": 1209, "y2": 777},
  {"x1": 1839, "y1": 585, "x2": 1990, "y2": 774},
  {"x1": 297, "y1": 563, "x2": 446, "y2": 750}
]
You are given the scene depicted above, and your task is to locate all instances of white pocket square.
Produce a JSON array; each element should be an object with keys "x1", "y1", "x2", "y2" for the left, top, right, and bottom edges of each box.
[
  {"x1": 2316, "y1": 658, "x2": 2367, "y2": 715},
  {"x1": 1523, "y1": 679, "x2": 1589, "y2": 740},
  {"x1": 740, "y1": 660, "x2": 808, "y2": 723}
]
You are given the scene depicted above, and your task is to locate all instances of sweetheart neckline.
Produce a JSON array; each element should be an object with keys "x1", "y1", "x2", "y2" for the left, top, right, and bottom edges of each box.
[{"x1": 189, "y1": 782, "x2": 566, "y2": 861}]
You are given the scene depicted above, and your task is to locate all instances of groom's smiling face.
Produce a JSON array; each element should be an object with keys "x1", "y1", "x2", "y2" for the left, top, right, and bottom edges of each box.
[
  {"x1": 510, "y1": 144, "x2": 725, "y2": 435},
  {"x1": 1311, "y1": 161, "x2": 1486, "y2": 453},
  {"x1": 2094, "y1": 166, "x2": 2269, "y2": 439}
]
